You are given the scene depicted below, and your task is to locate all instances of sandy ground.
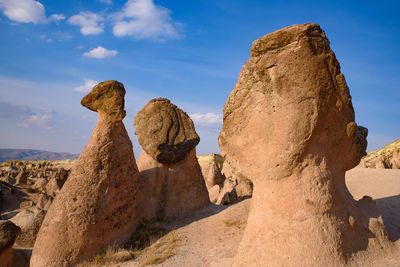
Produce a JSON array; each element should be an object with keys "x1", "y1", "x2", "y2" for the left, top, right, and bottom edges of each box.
[
  {"x1": 14, "y1": 167, "x2": 400, "y2": 266},
  {"x1": 107, "y1": 167, "x2": 400, "y2": 267}
]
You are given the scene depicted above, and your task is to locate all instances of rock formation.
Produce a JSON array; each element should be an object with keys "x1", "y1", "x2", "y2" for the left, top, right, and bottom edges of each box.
[
  {"x1": 220, "y1": 161, "x2": 253, "y2": 200},
  {"x1": 30, "y1": 80, "x2": 144, "y2": 266},
  {"x1": 197, "y1": 153, "x2": 253, "y2": 204},
  {"x1": 219, "y1": 23, "x2": 392, "y2": 266},
  {"x1": 15, "y1": 170, "x2": 27, "y2": 185},
  {"x1": 0, "y1": 220, "x2": 20, "y2": 267},
  {"x1": 359, "y1": 139, "x2": 400, "y2": 169},
  {"x1": 10, "y1": 207, "x2": 46, "y2": 247},
  {"x1": 135, "y1": 98, "x2": 209, "y2": 220},
  {"x1": 135, "y1": 98, "x2": 200, "y2": 165}
]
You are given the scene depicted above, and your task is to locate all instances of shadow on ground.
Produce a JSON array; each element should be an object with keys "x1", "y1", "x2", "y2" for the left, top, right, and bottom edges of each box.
[{"x1": 376, "y1": 195, "x2": 400, "y2": 242}]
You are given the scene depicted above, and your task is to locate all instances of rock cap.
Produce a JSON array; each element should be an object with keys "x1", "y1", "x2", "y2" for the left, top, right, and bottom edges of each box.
[
  {"x1": 81, "y1": 80, "x2": 126, "y2": 121},
  {"x1": 134, "y1": 98, "x2": 199, "y2": 164}
]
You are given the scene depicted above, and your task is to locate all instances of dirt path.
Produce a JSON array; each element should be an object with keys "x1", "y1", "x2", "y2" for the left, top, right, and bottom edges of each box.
[{"x1": 120, "y1": 167, "x2": 400, "y2": 267}]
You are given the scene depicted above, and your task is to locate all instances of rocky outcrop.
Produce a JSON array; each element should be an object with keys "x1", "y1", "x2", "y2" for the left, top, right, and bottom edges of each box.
[
  {"x1": 219, "y1": 23, "x2": 392, "y2": 266},
  {"x1": 15, "y1": 170, "x2": 27, "y2": 185},
  {"x1": 30, "y1": 80, "x2": 144, "y2": 266},
  {"x1": 135, "y1": 98, "x2": 209, "y2": 220},
  {"x1": 220, "y1": 161, "x2": 252, "y2": 200},
  {"x1": 10, "y1": 207, "x2": 46, "y2": 247},
  {"x1": 197, "y1": 153, "x2": 253, "y2": 204},
  {"x1": 0, "y1": 220, "x2": 20, "y2": 267},
  {"x1": 359, "y1": 139, "x2": 400, "y2": 169}
]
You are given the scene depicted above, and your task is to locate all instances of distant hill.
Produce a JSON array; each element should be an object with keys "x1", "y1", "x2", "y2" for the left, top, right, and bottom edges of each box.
[{"x1": 0, "y1": 149, "x2": 79, "y2": 163}]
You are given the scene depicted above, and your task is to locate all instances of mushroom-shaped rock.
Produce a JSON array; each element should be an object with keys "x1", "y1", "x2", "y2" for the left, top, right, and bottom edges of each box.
[
  {"x1": 135, "y1": 98, "x2": 209, "y2": 220},
  {"x1": 219, "y1": 23, "x2": 392, "y2": 266},
  {"x1": 30, "y1": 80, "x2": 144, "y2": 267},
  {"x1": 134, "y1": 98, "x2": 200, "y2": 165}
]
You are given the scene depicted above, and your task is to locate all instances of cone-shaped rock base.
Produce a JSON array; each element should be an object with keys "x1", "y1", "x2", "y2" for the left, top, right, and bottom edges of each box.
[
  {"x1": 30, "y1": 112, "x2": 144, "y2": 267},
  {"x1": 137, "y1": 149, "x2": 210, "y2": 220}
]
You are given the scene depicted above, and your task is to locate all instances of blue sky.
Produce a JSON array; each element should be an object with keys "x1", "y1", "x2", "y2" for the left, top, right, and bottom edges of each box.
[{"x1": 0, "y1": 0, "x2": 399, "y2": 156}]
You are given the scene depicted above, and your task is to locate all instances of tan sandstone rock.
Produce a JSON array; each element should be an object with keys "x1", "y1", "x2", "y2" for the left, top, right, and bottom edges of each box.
[
  {"x1": 219, "y1": 23, "x2": 392, "y2": 266},
  {"x1": 135, "y1": 98, "x2": 209, "y2": 220},
  {"x1": 0, "y1": 220, "x2": 20, "y2": 267},
  {"x1": 30, "y1": 80, "x2": 144, "y2": 266},
  {"x1": 205, "y1": 162, "x2": 225, "y2": 189},
  {"x1": 220, "y1": 161, "x2": 253, "y2": 200},
  {"x1": 10, "y1": 207, "x2": 46, "y2": 247},
  {"x1": 15, "y1": 170, "x2": 27, "y2": 185},
  {"x1": 360, "y1": 139, "x2": 400, "y2": 168},
  {"x1": 134, "y1": 98, "x2": 200, "y2": 165}
]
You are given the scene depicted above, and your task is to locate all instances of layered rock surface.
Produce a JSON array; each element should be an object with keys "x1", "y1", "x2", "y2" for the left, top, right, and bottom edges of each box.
[
  {"x1": 360, "y1": 139, "x2": 400, "y2": 169},
  {"x1": 219, "y1": 23, "x2": 392, "y2": 266},
  {"x1": 30, "y1": 80, "x2": 144, "y2": 266},
  {"x1": 135, "y1": 98, "x2": 209, "y2": 220}
]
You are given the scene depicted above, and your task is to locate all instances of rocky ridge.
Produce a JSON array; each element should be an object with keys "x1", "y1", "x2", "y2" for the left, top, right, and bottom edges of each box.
[{"x1": 360, "y1": 139, "x2": 400, "y2": 169}]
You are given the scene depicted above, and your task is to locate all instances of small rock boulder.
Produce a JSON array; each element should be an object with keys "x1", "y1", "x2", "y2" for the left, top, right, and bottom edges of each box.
[
  {"x1": 205, "y1": 162, "x2": 225, "y2": 189},
  {"x1": 0, "y1": 220, "x2": 21, "y2": 267},
  {"x1": 10, "y1": 207, "x2": 46, "y2": 247},
  {"x1": 216, "y1": 179, "x2": 237, "y2": 205},
  {"x1": 208, "y1": 184, "x2": 220, "y2": 203}
]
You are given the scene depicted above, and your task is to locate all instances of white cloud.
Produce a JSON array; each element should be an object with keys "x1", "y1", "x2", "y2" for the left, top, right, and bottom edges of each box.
[
  {"x1": 17, "y1": 112, "x2": 56, "y2": 133},
  {"x1": 112, "y1": 0, "x2": 180, "y2": 40},
  {"x1": 0, "y1": 0, "x2": 65, "y2": 24},
  {"x1": 74, "y1": 79, "x2": 98, "y2": 93},
  {"x1": 68, "y1": 11, "x2": 104, "y2": 35},
  {"x1": 83, "y1": 46, "x2": 118, "y2": 59},
  {"x1": 190, "y1": 112, "x2": 222, "y2": 127},
  {"x1": 49, "y1": 13, "x2": 65, "y2": 22},
  {"x1": 0, "y1": 0, "x2": 45, "y2": 23},
  {"x1": 17, "y1": 114, "x2": 50, "y2": 127}
]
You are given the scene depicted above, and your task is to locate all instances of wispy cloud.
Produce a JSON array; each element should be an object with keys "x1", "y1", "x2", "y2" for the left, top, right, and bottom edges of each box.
[
  {"x1": 0, "y1": 0, "x2": 64, "y2": 24},
  {"x1": 17, "y1": 113, "x2": 54, "y2": 132},
  {"x1": 83, "y1": 46, "x2": 118, "y2": 59},
  {"x1": 68, "y1": 11, "x2": 104, "y2": 35},
  {"x1": 190, "y1": 112, "x2": 222, "y2": 127},
  {"x1": 0, "y1": 102, "x2": 56, "y2": 132},
  {"x1": 49, "y1": 13, "x2": 65, "y2": 22},
  {"x1": 112, "y1": 0, "x2": 180, "y2": 40},
  {"x1": 74, "y1": 79, "x2": 98, "y2": 93}
]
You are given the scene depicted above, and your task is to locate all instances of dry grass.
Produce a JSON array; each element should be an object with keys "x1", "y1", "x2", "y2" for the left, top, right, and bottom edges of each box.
[
  {"x1": 78, "y1": 221, "x2": 180, "y2": 266},
  {"x1": 136, "y1": 230, "x2": 179, "y2": 266},
  {"x1": 222, "y1": 218, "x2": 244, "y2": 229},
  {"x1": 78, "y1": 246, "x2": 135, "y2": 266}
]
